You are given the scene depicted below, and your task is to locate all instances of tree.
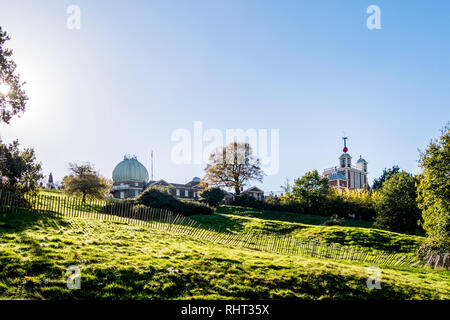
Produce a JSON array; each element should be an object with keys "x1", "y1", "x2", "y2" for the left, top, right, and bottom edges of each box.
[
  {"x1": 372, "y1": 165, "x2": 400, "y2": 190},
  {"x1": 280, "y1": 177, "x2": 292, "y2": 194},
  {"x1": 0, "y1": 138, "x2": 43, "y2": 194},
  {"x1": 62, "y1": 162, "x2": 111, "y2": 202},
  {"x1": 416, "y1": 124, "x2": 450, "y2": 265},
  {"x1": 292, "y1": 170, "x2": 330, "y2": 214},
  {"x1": 204, "y1": 142, "x2": 264, "y2": 195},
  {"x1": 0, "y1": 27, "x2": 28, "y2": 124},
  {"x1": 373, "y1": 172, "x2": 421, "y2": 234},
  {"x1": 199, "y1": 187, "x2": 226, "y2": 207}
]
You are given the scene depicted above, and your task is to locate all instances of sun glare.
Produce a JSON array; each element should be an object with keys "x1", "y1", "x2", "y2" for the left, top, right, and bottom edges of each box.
[{"x1": 0, "y1": 82, "x2": 11, "y2": 95}]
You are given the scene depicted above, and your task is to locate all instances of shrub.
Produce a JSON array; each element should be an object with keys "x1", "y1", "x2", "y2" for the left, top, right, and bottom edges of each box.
[
  {"x1": 373, "y1": 172, "x2": 421, "y2": 234},
  {"x1": 417, "y1": 238, "x2": 450, "y2": 269},
  {"x1": 232, "y1": 194, "x2": 263, "y2": 208},
  {"x1": 176, "y1": 200, "x2": 214, "y2": 216},
  {"x1": 417, "y1": 124, "x2": 450, "y2": 260},
  {"x1": 199, "y1": 187, "x2": 226, "y2": 207},
  {"x1": 332, "y1": 188, "x2": 377, "y2": 221},
  {"x1": 323, "y1": 214, "x2": 344, "y2": 226},
  {"x1": 136, "y1": 186, "x2": 213, "y2": 216}
]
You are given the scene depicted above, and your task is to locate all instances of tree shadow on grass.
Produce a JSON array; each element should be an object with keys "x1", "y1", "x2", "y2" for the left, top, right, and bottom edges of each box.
[
  {"x1": 307, "y1": 228, "x2": 423, "y2": 253},
  {"x1": 0, "y1": 210, "x2": 70, "y2": 235},
  {"x1": 4, "y1": 264, "x2": 430, "y2": 300}
]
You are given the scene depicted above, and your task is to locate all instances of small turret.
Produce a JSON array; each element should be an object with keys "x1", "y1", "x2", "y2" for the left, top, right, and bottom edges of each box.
[{"x1": 356, "y1": 155, "x2": 368, "y2": 173}]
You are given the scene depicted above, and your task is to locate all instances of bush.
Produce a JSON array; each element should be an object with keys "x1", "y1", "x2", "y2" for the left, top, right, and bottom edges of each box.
[
  {"x1": 230, "y1": 193, "x2": 307, "y2": 214},
  {"x1": 135, "y1": 186, "x2": 213, "y2": 216},
  {"x1": 323, "y1": 214, "x2": 344, "y2": 226},
  {"x1": 224, "y1": 185, "x2": 378, "y2": 223},
  {"x1": 199, "y1": 187, "x2": 226, "y2": 207},
  {"x1": 231, "y1": 194, "x2": 263, "y2": 208},
  {"x1": 176, "y1": 200, "x2": 214, "y2": 216},
  {"x1": 417, "y1": 239, "x2": 450, "y2": 269},
  {"x1": 373, "y1": 172, "x2": 421, "y2": 234},
  {"x1": 417, "y1": 124, "x2": 450, "y2": 258}
]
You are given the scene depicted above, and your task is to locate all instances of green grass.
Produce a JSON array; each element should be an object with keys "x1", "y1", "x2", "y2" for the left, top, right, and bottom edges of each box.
[
  {"x1": 0, "y1": 210, "x2": 449, "y2": 300},
  {"x1": 190, "y1": 205, "x2": 424, "y2": 255}
]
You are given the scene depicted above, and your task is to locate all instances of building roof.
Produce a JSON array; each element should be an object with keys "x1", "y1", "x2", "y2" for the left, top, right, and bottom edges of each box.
[
  {"x1": 356, "y1": 155, "x2": 367, "y2": 163},
  {"x1": 112, "y1": 155, "x2": 149, "y2": 182},
  {"x1": 148, "y1": 178, "x2": 204, "y2": 189},
  {"x1": 242, "y1": 186, "x2": 264, "y2": 194},
  {"x1": 339, "y1": 153, "x2": 352, "y2": 159}
]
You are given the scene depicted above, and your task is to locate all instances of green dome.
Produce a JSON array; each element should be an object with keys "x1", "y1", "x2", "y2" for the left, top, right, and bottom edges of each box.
[{"x1": 112, "y1": 155, "x2": 149, "y2": 182}]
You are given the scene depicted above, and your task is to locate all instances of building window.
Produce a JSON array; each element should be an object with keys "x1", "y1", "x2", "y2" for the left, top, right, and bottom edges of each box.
[
  {"x1": 135, "y1": 190, "x2": 139, "y2": 197},
  {"x1": 120, "y1": 191, "x2": 125, "y2": 199},
  {"x1": 135, "y1": 182, "x2": 138, "y2": 187},
  {"x1": 176, "y1": 189, "x2": 180, "y2": 196},
  {"x1": 185, "y1": 190, "x2": 189, "y2": 197}
]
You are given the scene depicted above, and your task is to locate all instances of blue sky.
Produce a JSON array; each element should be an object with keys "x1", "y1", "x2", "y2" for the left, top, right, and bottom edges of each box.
[{"x1": 0, "y1": 0, "x2": 449, "y2": 192}]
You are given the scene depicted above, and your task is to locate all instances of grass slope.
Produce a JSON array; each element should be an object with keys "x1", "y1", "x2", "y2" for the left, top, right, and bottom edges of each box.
[
  {"x1": 190, "y1": 206, "x2": 424, "y2": 255},
  {"x1": 1, "y1": 211, "x2": 449, "y2": 300}
]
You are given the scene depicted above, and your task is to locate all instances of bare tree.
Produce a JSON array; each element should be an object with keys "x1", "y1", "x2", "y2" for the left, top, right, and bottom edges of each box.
[{"x1": 204, "y1": 142, "x2": 264, "y2": 194}]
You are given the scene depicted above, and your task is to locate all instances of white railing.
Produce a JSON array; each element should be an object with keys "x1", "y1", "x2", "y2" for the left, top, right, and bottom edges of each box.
[
  {"x1": 323, "y1": 165, "x2": 364, "y2": 172},
  {"x1": 111, "y1": 185, "x2": 130, "y2": 191}
]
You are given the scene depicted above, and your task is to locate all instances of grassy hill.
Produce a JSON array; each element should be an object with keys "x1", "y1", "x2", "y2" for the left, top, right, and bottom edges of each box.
[
  {"x1": 1, "y1": 209, "x2": 449, "y2": 300},
  {"x1": 190, "y1": 206, "x2": 424, "y2": 255}
]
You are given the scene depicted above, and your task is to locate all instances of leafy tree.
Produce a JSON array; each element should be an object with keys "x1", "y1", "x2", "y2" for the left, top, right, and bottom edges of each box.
[
  {"x1": 333, "y1": 188, "x2": 378, "y2": 221},
  {"x1": 62, "y1": 162, "x2": 111, "y2": 202},
  {"x1": 372, "y1": 165, "x2": 400, "y2": 190},
  {"x1": 199, "y1": 187, "x2": 226, "y2": 207},
  {"x1": 416, "y1": 124, "x2": 450, "y2": 265},
  {"x1": 0, "y1": 26, "x2": 28, "y2": 124},
  {"x1": 204, "y1": 142, "x2": 264, "y2": 195},
  {"x1": 292, "y1": 170, "x2": 330, "y2": 214},
  {"x1": 0, "y1": 138, "x2": 43, "y2": 194},
  {"x1": 373, "y1": 172, "x2": 421, "y2": 234}
]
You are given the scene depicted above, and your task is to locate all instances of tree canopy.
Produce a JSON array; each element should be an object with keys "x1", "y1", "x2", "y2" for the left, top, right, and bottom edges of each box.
[
  {"x1": 199, "y1": 187, "x2": 226, "y2": 207},
  {"x1": 0, "y1": 138, "x2": 43, "y2": 194},
  {"x1": 0, "y1": 26, "x2": 28, "y2": 124},
  {"x1": 204, "y1": 142, "x2": 264, "y2": 194},
  {"x1": 373, "y1": 172, "x2": 421, "y2": 234},
  {"x1": 292, "y1": 170, "x2": 330, "y2": 214},
  {"x1": 62, "y1": 162, "x2": 111, "y2": 202},
  {"x1": 417, "y1": 124, "x2": 450, "y2": 244},
  {"x1": 372, "y1": 165, "x2": 401, "y2": 190}
]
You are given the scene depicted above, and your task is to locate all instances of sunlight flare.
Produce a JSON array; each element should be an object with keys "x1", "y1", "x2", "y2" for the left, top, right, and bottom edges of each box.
[{"x1": 0, "y1": 82, "x2": 11, "y2": 95}]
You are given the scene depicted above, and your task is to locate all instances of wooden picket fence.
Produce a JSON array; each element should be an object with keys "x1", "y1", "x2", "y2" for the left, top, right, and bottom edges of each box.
[{"x1": 0, "y1": 188, "x2": 423, "y2": 267}]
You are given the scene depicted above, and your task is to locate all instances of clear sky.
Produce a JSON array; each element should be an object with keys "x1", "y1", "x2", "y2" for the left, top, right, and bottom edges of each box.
[{"x1": 1, "y1": 0, "x2": 449, "y2": 193}]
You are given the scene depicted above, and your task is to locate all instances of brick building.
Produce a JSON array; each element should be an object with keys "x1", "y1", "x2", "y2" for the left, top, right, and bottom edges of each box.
[{"x1": 322, "y1": 138, "x2": 368, "y2": 190}]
